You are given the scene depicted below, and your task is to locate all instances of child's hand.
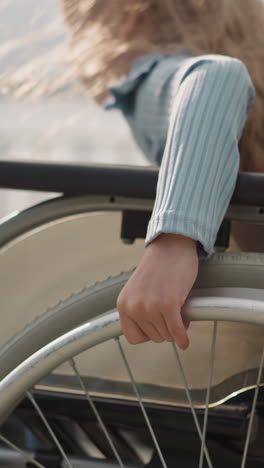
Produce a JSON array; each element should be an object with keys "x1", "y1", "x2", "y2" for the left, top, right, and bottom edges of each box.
[{"x1": 117, "y1": 233, "x2": 199, "y2": 350}]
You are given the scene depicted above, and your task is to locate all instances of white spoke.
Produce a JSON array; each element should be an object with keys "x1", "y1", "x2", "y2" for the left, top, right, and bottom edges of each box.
[
  {"x1": 0, "y1": 433, "x2": 46, "y2": 468},
  {"x1": 241, "y1": 345, "x2": 264, "y2": 468},
  {"x1": 69, "y1": 358, "x2": 125, "y2": 468},
  {"x1": 199, "y1": 321, "x2": 218, "y2": 468},
  {"x1": 172, "y1": 343, "x2": 213, "y2": 468},
  {"x1": 26, "y1": 391, "x2": 73, "y2": 468},
  {"x1": 116, "y1": 337, "x2": 168, "y2": 468}
]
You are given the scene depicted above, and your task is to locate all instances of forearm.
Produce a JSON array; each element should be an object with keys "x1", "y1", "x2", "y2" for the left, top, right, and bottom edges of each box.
[{"x1": 146, "y1": 55, "x2": 255, "y2": 254}]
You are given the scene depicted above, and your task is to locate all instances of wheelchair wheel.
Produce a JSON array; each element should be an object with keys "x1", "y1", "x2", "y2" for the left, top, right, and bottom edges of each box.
[
  {"x1": 1, "y1": 251, "x2": 264, "y2": 383},
  {"x1": 0, "y1": 194, "x2": 150, "y2": 379},
  {"x1": 0, "y1": 285, "x2": 264, "y2": 468}
]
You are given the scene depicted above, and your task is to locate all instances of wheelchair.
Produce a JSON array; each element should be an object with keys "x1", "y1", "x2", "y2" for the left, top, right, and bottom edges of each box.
[{"x1": 0, "y1": 159, "x2": 264, "y2": 468}]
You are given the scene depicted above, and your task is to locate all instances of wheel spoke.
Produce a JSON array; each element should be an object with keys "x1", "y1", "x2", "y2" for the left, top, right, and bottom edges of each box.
[
  {"x1": 69, "y1": 358, "x2": 125, "y2": 468},
  {"x1": 116, "y1": 337, "x2": 168, "y2": 468},
  {"x1": 0, "y1": 433, "x2": 46, "y2": 468},
  {"x1": 199, "y1": 321, "x2": 218, "y2": 468},
  {"x1": 26, "y1": 391, "x2": 73, "y2": 468},
  {"x1": 241, "y1": 344, "x2": 264, "y2": 468},
  {"x1": 171, "y1": 343, "x2": 213, "y2": 468}
]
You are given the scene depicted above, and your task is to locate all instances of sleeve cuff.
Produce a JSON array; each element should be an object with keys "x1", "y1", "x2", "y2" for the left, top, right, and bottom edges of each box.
[{"x1": 145, "y1": 212, "x2": 215, "y2": 257}]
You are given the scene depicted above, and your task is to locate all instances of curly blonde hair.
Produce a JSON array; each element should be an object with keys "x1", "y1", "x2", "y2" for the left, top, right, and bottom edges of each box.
[{"x1": 63, "y1": 0, "x2": 264, "y2": 172}]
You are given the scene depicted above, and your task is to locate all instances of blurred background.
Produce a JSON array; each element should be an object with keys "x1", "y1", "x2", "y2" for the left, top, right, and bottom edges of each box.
[{"x1": 0, "y1": 0, "x2": 146, "y2": 218}]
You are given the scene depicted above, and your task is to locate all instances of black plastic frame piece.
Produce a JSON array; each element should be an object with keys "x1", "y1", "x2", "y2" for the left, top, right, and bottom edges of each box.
[
  {"x1": 0, "y1": 160, "x2": 158, "y2": 199},
  {"x1": 0, "y1": 160, "x2": 264, "y2": 207},
  {"x1": 121, "y1": 210, "x2": 151, "y2": 243},
  {"x1": 121, "y1": 211, "x2": 231, "y2": 249}
]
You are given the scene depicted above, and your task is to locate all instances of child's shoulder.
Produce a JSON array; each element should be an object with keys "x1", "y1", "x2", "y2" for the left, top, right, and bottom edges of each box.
[{"x1": 104, "y1": 51, "x2": 193, "y2": 110}]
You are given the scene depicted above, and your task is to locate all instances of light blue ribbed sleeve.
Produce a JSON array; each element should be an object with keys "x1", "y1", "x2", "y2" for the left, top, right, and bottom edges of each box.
[
  {"x1": 145, "y1": 55, "x2": 255, "y2": 254},
  {"x1": 105, "y1": 53, "x2": 255, "y2": 254}
]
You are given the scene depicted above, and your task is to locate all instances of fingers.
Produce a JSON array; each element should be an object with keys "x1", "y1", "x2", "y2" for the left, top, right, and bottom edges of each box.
[
  {"x1": 119, "y1": 314, "x2": 149, "y2": 344},
  {"x1": 117, "y1": 295, "x2": 189, "y2": 349},
  {"x1": 162, "y1": 304, "x2": 190, "y2": 350},
  {"x1": 138, "y1": 320, "x2": 165, "y2": 343},
  {"x1": 182, "y1": 302, "x2": 191, "y2": 331},
  {"x1": 142, "y1": 312, "x2": 175, "y2": 342},
  {"x1": 119, "y1": 304, "x2": 165, "y2": 344}
]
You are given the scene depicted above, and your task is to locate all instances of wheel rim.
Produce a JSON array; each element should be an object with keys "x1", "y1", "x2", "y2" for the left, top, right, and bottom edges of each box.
[{"x1": 1, "y1": 291, "x2": 264, "y2": 468}]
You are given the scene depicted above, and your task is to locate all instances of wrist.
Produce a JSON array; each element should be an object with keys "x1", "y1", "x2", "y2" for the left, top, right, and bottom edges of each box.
[{"x1": 148, "y1": 233, "x2": 198, "y2": 257}]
